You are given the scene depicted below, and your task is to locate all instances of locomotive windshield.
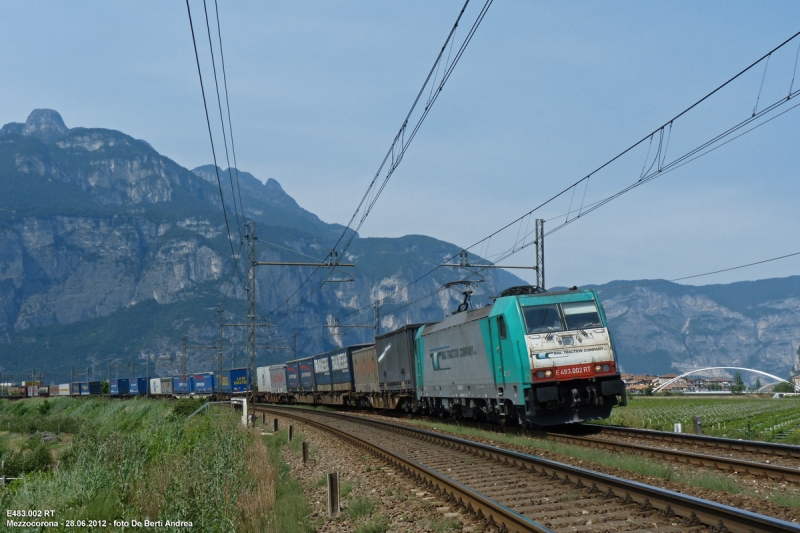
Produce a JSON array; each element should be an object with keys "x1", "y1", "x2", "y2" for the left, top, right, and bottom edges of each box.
[
  {"x1": 522, "y1": 300, "x2": 603, "y2": 334},
  {"x1": 561, "y1": 301, "x2": 603, "y2": 329},
  {"x1": 522, "y1": 304, "x2": 563, "y2": 334}
]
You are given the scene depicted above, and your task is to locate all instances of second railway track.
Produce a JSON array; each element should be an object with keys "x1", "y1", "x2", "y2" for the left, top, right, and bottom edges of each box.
[{"x1": 256, "y1": 404, "x2": 800, "y2": 533}]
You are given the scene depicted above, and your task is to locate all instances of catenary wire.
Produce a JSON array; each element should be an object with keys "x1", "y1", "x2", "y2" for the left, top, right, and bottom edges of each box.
[{"x1": 185, "y1": 0, "x2": 244, "y2": 287}]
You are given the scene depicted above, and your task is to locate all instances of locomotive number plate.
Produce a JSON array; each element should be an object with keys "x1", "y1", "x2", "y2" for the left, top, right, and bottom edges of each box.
[{"x1": 553, "y1": 364, "x2": 593, "y2": 378}]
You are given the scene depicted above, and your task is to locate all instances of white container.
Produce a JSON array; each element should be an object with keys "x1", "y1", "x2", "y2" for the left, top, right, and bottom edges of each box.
[{"x1": 269, "y1": 364, "x2": 287, "y2": 393}]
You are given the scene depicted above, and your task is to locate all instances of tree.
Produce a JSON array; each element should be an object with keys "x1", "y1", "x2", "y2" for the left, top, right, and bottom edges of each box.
[
  {"x1": 731, "y1": 372, "x2": 745, "y2": 394},
  {"x1": 773, "y1": 381, "x2": 795, "y2": 393},
  {"x1": 754, "y1": 377, "x2": 762, "y2": 391}
]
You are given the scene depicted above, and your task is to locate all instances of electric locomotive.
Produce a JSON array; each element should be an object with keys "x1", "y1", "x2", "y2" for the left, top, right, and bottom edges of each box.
[{"x1": 412, "y1": 286, "x2": 625, "y2": 426}]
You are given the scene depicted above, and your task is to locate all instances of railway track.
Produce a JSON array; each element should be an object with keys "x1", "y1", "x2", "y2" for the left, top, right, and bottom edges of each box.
[
  {"x1": 255, "y1": 404, "x2": 800, "y2": 533},
  {"x1": 587, "y1": 425, "x2": 800, "y2": 460},
  {"x1": 543, "y1": 431, "x2": 800, "y2": 483},
  {"x1": 321, "y1": 407, "x2": 800, "y2": 482}
]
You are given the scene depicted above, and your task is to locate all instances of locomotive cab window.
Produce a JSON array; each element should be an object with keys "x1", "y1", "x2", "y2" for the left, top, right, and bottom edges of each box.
[
  {"x1": 522, "y1": 304, "x2": 563, "y2": 334},
  {"x1": 497, "y1": 316, "x2": 507, "y2": 339},
  {"x1": 561, "y1": 301, "x2": 602, "y2": 330}
]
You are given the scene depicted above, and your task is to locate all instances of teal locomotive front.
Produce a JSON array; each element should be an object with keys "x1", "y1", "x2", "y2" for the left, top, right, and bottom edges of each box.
[{"x1": 414, "y1": 288, "x2": 625, "y2": 426}]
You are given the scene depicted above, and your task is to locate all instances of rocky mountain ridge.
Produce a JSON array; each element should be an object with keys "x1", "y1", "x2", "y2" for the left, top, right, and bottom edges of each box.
[{"x1": 0, "y1": 109, "x2": 798, "y2": 384}]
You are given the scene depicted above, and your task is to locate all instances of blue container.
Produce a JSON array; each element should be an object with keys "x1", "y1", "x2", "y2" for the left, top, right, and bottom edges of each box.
[
  {"x1": 229, "y1": 368, "x2": 249, "y2": 393},
  {"x1": 329, "y1": 344, "x2": 370, "y2": 390},
  {"x1": 193, "y1": 373, "x2": 215, "y2": 394},
  {"x1": 81, "y1": 381, "x2": 101, "y2": 395},
  {"x1": 173, "y1": 376, "x2": 192, "y2": 395},
  {"x1": 285, "y1": 362, "x2": 300, "y2": 392},
  {"x1": 110, "y1": 379, "x2": 130, "y2": 396},
  {"x1": 313, "y1": 352, "x2": 332, "y2": 392},
  {"x1": 297, "y1": 357, "x2": 315, "y2": 392},
  {"x1": 129, "y1": 378, "x2": 148, "y2": 395}
]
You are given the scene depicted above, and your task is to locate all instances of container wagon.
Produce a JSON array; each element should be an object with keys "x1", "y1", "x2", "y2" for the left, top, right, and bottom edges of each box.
[
  {"x1": 256, "y1": 364, "x2": 287, "y2": 401},
  {"x1": 129, "y1": 377, "x2": 148, "y2": 395},
  {"x1": 110, "y1": 379, "x2": 131, "y2": 396},
  {"x1": 173, "y1": 376, "x2": 192, "y2": 395},
  {"x1": 192, "y1": 373, "x2": 215, "y2": 394}
]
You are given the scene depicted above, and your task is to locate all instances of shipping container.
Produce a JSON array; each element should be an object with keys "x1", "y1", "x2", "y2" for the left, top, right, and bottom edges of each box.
[
  {"x1": 332, "y1": 344, "x2": 372, "y2": 391},
  {"x1": 313, "y1": 352, "x2": 332, "y2": 392},
  {"x1": 22, "y1": 381, "x2": 41, "y2": 387},
  {"x1": 375, "y1": 325, "x2": 425, "y2": 392},
  {"x1": 192, "y1": 373, "x2": 215, "y2": 394},
  {"x1": 285, "y1": 361, "x2": 300, "y2": 392},
  {"x1": 70, "y1": 382, "x2": 81, "y2": 396},
  {"x1": 353, "y1": 345, "x2": 379, "y2": 393},
  {"x1": 110, "y1": 378, "x2": 130, "y2": 396},
  {"x1": 59, "y1": 383, "x2": 70, "y2": 396},
  {"x1": 17, "y1": 386, "x2": 26, "y2": 396},
  {"x1": 269, "y1": 364, "x2": 287, "y2": 393},
  {"x1": 128, "y1": 378, "x2": 148, "y2": 395},
  {"x1": 298, "y1": 357, "x2": 315, "y2": 392},
  {"x1": 149, "y1": 378, "x2": 161, "y2": 395},
  {"x1": 256, "y1": 366, "x2": 268, "y2": 392},
  {"x1": 48, "y1": 385, "x2": 59, "y2": 396},
  {"x1": 86, "y1": 381, "x2": 101, "y2": 395},
  {"x1": 27, "y1": 386, "x2": 39, "y2": 397},
  {"x1": 160, "y1": 377, "x2": 173, "y2": 395},
  {"x1": 224, "y1": 368, "x2": 249, "y2": 393},
  {"x1": 173, "y1": 376, "x2": 192, "y2": 395}
]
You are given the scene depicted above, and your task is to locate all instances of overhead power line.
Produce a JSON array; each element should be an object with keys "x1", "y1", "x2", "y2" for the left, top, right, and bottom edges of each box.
[
  {"x1": 185, "y1": 0, "x2": 244, "y2": 286},
  {"x1": 330, "y1": 30, "x2": 800, "y2": 328},
  {"x1": 268, "y1": 0, "x2": 494, "y2": 323},
  {"x1": 597, "y1": 250, "x2": 800, "y2": 292}
]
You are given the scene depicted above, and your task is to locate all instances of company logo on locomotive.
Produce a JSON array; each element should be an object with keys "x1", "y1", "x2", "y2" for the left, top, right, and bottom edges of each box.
[{"x1": 430, "y1": 345, "x2": 475, "y2": 371}]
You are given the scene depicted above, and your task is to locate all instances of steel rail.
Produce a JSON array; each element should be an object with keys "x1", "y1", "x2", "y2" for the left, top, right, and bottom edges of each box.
[
  {"x1": 546, "y1": 432, "x2": 800, "y2": 482},
  {"x1": 255, "y1": 405, "x2": 552, "y2": 533},
  {"x1": 258, "y1": 405, "x2": 800, "y2": 533},
  {"x1": 594, "y1": 425, "x2": 800, "y2": 459}
]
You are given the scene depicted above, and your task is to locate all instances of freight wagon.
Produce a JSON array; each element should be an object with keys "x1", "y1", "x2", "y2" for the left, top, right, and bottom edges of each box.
[
  {"x1": 173, "y1": 376, "x2": 192, "y2": 395},
  {"x1": 256, "y1": 364, "x2": 287, "y2": 400},
  {"x1": 110, "y1": 379, "x2": 130, "y2": 396},
  {"x1": 149, "y1": 377, "x2": 174, "y2": 395},
  {"x1": 192, "y1": 373, "x2": 215, "y2": 394},
  {"x1": 129, "y1": 377, "x2": 148, "y2": 395}
]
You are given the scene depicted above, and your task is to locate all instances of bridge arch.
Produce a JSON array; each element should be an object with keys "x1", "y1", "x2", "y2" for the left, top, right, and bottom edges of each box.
[{"x1": 652, "y1": 367, "x2": 798, "y2": 393}]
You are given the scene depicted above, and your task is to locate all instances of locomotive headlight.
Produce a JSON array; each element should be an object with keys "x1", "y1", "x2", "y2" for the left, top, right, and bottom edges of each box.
[
  {"x1": 544, "y1": 370, "x2": 553, "y2": 378},
  {"x1": 602, "y1": 364, "x2": 610, "y2": 372},
  {"x1": 536, "y1": 370, "x2": 544, "y2": 378},
  {"x1": 595, "y1": 365, "x2": 602, "y2": 372}
]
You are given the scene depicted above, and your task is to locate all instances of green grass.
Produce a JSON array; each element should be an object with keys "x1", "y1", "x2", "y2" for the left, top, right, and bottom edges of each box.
[
  {"x1": 346, "y1": 497, "x2": 376, "y2": 520},
  {"x1": 354, "y1": 515, "x2": 389, "y2": 533},
  {"x1": 261, "y1": 430, "x2": 314, "y2": 533},
  {"x1": 340, "y1": 479, "x2": 357, "y2": 499},
  {"x1": 0, "y1": 397, "x2": 276, "y2": 532},
  {"x1": 597, "y1": 395, "x2": 800, "y2": 443}
]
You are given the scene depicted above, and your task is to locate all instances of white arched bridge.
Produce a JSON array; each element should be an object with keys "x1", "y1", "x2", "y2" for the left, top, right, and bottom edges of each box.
[{"x1": 653, "y1": 367, "x2": 799, "y2": 393}]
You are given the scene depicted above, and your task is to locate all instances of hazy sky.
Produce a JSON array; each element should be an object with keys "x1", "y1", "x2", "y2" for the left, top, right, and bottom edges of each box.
[{"x1": 2, "y1": 2, "x2": 799, "y2": 288}]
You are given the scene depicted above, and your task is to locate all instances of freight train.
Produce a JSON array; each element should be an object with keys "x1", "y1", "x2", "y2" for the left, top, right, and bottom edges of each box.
[{"x1": 257, "y1": 287, "x2": 626, "y2": 426}]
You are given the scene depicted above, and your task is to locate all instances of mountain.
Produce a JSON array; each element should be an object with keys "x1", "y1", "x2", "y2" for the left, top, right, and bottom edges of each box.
[
  {"x1": 1, "y1": 110, "x2": 798, "y2": 385},
  {"x1": 0, "y1": 110, "x2": 523, "y2": 382},
  {"x1": 593, "y1": 278, "x2": 800, "y2": 381}
]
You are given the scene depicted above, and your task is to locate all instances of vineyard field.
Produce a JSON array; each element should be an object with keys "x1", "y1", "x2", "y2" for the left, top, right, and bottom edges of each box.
[{"x1": 594, "y1": 395, "x2": 800, "y2": 443}]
